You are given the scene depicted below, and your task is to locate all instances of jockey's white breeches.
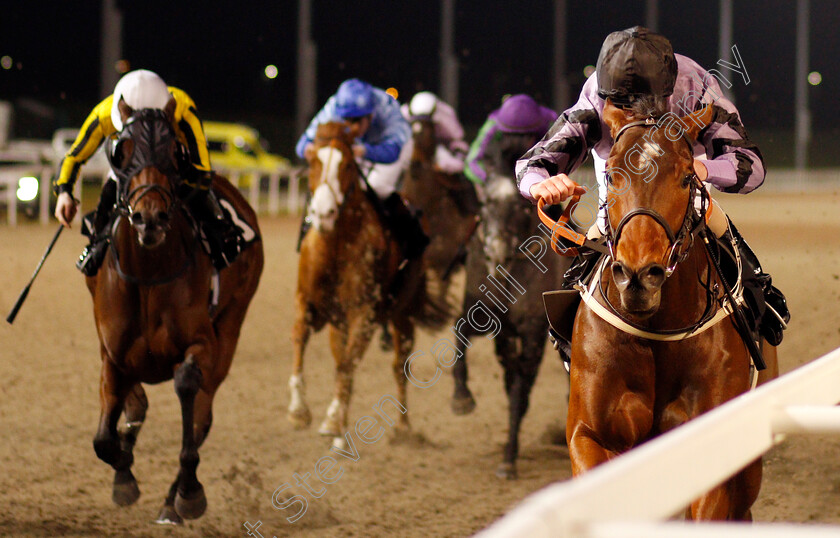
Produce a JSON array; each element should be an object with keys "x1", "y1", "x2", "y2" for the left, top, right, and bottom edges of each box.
[{"x1": 358, "y1": 139, "x2": 414, "y2": 200}]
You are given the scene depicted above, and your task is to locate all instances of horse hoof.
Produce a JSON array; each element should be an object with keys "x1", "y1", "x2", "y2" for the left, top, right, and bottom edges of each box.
[
  {"x1": 495, "y1": 462, "x2": 518, "y2": 480},
  {"x1": 174, "y1": 485, "x2": 207, "y2": 520},
  {"x1": 155, "y1": 505, "x2": 183, "y2": 526},
  {"x1": 287, "y1": 406, "x2": 312, "y2": 430},
  {"x1": 318, "y1": 418, "x2": 342, "y2": 437},
  {"x1": 331, "y1": 436, "x2": 347, "y2": 452},
  {"x1": 450, "y1": 394, "x2": 476, "y2": 415},
  {"x1": 112, "y1": 470, "x2": 140, "y2": 506}
]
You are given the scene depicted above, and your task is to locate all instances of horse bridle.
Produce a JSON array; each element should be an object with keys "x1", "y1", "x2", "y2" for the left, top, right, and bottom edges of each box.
[
  {"x1": 105, "y1": 109, "x2": 197, "y2": 286},
  {"x1": 107, "y1": 110, "x2": 183, "y2": 229},
  {"x1": 604, "y1": 118, "x2": 709, "y2": 277}
]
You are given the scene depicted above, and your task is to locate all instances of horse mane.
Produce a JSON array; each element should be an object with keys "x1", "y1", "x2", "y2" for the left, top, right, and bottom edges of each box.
[
  {"x1": 623, "y1": 94, "x2": 669, "y2": 119},
  {"x1": 314, "y1": 122, "x2": 356, "y2": 148}
]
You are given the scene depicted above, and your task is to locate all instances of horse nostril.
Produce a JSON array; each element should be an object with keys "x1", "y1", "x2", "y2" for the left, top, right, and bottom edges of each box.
[
  {"x1": 129, "y1": 213, "x2": 144, "y2": 226},
  {"x1": 611, "y1": 261, "x2": 629, "y2": 286},
  {"x1": 157, "y1": 211, "x2": 170, "y2": 225},
  {"x1": 641, "y1": 264, "x2": 667, "y2": 289}
]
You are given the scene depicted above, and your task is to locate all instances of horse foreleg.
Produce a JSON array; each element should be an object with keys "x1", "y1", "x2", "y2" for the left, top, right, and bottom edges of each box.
[
  {"x1": 171, "y1": 355, "x2": 207, "y2": 520},
  {"x1": 288, "y1": 297, "x2": 315, "y2": 429},
  {"x1": 318, "y1": 325, "x2": 348, "y2": 437},
  {"x1": 567, "y1": 386, "x2": 654, "y2": 475},
  {"x1": 391, "y1": 316, "x2": 415, "y2": 433},
  {"x1": 157, "y1": 388, "x2": 215, "y2": 525},
  {"x1": 112, "y1": 383, "x2": 148, "y2": 507},
  {"x1": 497, "y1": 340, "x2": 542, "y2": 480},
  {"x1": 450, "y1": 322, "x2": 476, "y2": 415},
  {"x1": 93, "y1": 357, "x2": 135, "y2": 506},
  {"x1": 690, "y1": 458, "x2": 762, "y2": 520},
  {"x1": 320, "y1": 317, "x2": 375, "y2": 440}
]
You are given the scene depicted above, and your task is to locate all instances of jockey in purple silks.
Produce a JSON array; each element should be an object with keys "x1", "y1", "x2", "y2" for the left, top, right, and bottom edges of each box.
[
  {"x1": 466, "y1": 94, "x2": 557, "y2": 190},
  {"x1": 516, "y1": 26, "x2": 789, "y2": 347}
]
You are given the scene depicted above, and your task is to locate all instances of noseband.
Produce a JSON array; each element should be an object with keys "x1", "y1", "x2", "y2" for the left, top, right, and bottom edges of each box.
[{"x1": 604, "y1": 119, "x2": 708, "y2": 276}]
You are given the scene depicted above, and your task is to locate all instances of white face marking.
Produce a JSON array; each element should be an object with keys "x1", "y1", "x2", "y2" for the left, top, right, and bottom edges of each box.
[
  {"x1": 642, "y1": 141, "x2": 663, "y2": 160},
  {"x1": 309, "y1": 146, "x2": 344, "y2": 231}
]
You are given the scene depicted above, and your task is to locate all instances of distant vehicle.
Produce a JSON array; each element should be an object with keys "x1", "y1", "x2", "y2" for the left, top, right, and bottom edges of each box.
[
  {"x1": 203, "y1": 122, "x2": 291, "y2": 187},
  {"x1": 51, "y1": 128, "x2": 111, "y2": 182}
]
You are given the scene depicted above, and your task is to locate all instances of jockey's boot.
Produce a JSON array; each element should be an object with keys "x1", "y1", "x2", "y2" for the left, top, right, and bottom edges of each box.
[
  {"x1": 296, "y1": 213, "x2": 312, "y2": 252},
  {"x1": 383, "y1": 193, "x2": 429, "y2": 262},
  {"x1": 561, "y1": 248, "x2": 602, "y2": 289},
  {"x1": 725, "y1": 221, "x2": 790, "y2": 346},
  {"x1": 76, "y1": 180, "x2": 117, "y2": 276},
  {"x1": 188, "y1": 188, "x2": 241, "y2": 270}
]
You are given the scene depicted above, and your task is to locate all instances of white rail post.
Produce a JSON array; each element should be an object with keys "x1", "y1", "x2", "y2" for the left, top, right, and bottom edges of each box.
[
  {"x1": 476, "y1": 347, "x2": 840, "y2": 538},
  {"x1": 249, "y1": 170, "x2": 260, "y2": 213},
  {"x1": 268, "y1": 171, "x2": 280, "y2": 216}
]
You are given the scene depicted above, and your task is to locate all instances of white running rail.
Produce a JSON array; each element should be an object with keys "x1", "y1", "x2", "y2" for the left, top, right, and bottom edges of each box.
[{"x1": 477, "y1": 347, "x2": 840, "y2": 537}]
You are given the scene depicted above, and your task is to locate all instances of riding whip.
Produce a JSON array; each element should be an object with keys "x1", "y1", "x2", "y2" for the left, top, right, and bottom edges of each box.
[{"x1": 6, "y1": 225, "x2": 64, "y2": 324}]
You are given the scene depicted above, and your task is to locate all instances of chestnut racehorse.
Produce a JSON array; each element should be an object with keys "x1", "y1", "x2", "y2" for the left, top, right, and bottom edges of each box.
[
  {"x1": 561, "y1": 101, "x2": 776, "y2": 520},
  {"x1": 289, "y1": 122, "x2": 449, "y2": 444},
  {"x1": 86, "y1": 100, "x2": 263, "y2": 524}
]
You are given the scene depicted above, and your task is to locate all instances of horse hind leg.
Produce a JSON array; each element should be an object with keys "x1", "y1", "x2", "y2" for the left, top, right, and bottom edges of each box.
[
  {"x1": 93, "y1": 358, "x2": 136, "y2": 506},
  {"x1": 111, "y1": 383, "x2": 148, "y2": 506},
  {"x1": 170, "y1": 356, "x2": 207, "y2": 520},
  {"x1": 390, "y1": 316, "x2": 415, "y2": 435}
]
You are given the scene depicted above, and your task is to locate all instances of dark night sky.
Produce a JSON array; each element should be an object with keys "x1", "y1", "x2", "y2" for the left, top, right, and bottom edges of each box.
[{"x1": 2, "y1": 0, "x2": 839, "y2": 156}]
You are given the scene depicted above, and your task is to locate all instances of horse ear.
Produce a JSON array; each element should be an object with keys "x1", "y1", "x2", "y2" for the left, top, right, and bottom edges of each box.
[
  {"x1": 118, "y1": 97, "x2": 133, "y2": 125},
  {"x1": 603, "y1": 99, "x2": 636, "y2": 140},
  {"x1": 680, "y1": 105, "x2": 715, "y2": 142},
  {"x1": 163, "y1": 97, "x2": 177, "y2": 123}
]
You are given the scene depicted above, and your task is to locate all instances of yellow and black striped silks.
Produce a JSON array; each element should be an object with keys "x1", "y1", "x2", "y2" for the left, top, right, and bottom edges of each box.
[{"x1": 54, "y1": 86, "x2": 211, "y2": 194}]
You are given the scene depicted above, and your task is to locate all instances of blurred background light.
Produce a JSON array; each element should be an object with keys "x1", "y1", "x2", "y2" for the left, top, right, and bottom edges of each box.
[{"x1": 16, "y1": 176, "x2": 38, "y2": 202}]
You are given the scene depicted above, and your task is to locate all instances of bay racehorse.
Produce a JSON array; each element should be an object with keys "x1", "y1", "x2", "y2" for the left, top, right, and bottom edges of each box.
[
  {"x1": 401, "y1": 114, "x2": 479, "y2": 294},
  {"x1": 552, "y1": 101, "x2": 777, "y2": 519},
  {"x1": 450, "y1": 171, "x2": 565, "y2": 479},
  {"x1": 87, "y1": 99, "x2": 263, "y2": 524},
  {"x1": 288, "y1": 122, "x2": 449, "y2": 445}
]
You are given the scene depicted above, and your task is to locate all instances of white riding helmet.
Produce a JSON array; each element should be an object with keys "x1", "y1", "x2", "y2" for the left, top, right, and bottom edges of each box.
[
  {"x1": 409, "y1": 91, "x2": 438, "y2": 117},
  {"x1": 110, "y1": 69, "x2": 172, "y2": 131}
]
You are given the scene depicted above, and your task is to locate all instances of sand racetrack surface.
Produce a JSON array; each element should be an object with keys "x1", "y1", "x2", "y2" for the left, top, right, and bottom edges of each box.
[{"x1": 1, "y1": 189, "x2": 839, "y2": 537}]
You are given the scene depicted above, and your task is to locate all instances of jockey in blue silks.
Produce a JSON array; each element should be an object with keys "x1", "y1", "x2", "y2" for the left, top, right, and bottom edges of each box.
[{"x1": 296, "y1": 78, "x2": 428, "y2": 260}]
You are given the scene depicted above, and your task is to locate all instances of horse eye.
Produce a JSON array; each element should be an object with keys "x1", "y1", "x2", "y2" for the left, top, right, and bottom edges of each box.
[
  {"x1": 681, "y1": 174, "x2": 694, "y2": 188},
  {"x1": 111, "y1": 139, "x2": 134, "y2": 169}
]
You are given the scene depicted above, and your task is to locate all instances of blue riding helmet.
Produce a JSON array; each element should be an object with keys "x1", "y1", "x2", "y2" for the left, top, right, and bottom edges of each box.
[{"x1": 335, "y1": 78, "x2": 375, "y2": 118}]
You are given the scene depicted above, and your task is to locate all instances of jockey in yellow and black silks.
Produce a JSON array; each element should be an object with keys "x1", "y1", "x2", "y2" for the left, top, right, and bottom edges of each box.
[{"x1": 54, "y1": 69, "x2": 240, "y2": 273}]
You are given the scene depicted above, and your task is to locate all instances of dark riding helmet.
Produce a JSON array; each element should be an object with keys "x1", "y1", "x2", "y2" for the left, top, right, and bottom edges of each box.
[{"x1": 596, "y1": 26, "x2": 678, "y2": 106}]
